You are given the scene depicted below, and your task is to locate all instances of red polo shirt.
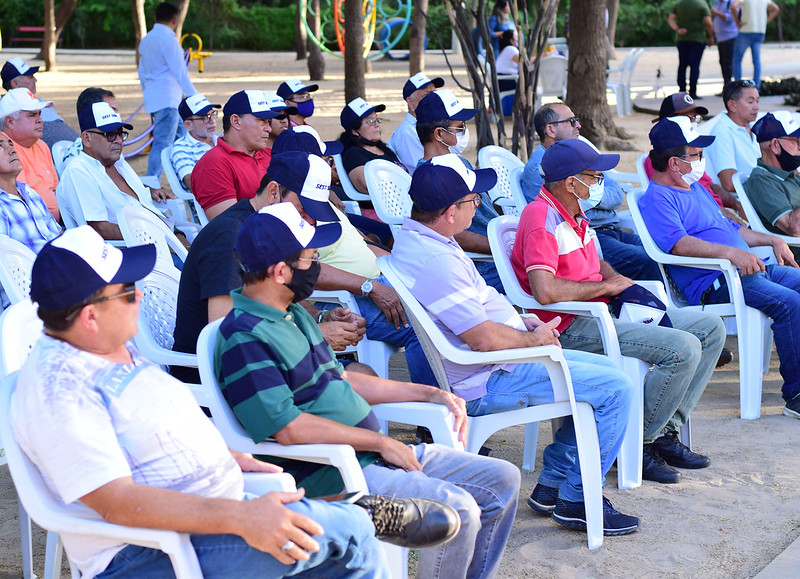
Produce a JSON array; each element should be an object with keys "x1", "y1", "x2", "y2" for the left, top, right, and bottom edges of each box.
[
  {"x1": 190, "y1": 137, "x2": 271, "y2": 212},
  {"x1": 510, "y1": 186, "x2": 605, "y2": 332}
]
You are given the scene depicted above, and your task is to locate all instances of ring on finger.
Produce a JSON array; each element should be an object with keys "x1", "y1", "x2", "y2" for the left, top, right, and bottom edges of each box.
[{"x1": 280, "y1": 540, "x2": 296, "y2": 554}]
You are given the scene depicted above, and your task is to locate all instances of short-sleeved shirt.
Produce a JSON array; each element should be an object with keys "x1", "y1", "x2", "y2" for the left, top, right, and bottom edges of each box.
[
  {"x1": 643, "y1": 154, "x2": 724, "y2": 207},
  {"x1": 390, "y1": 218, "x2": 524, "y2": 401},
  {"x1": 510, "y1": 186, "x2": 605, "y2": 332},
  {"x1": 191, "y1": 138, "x2": 271, "y2": 212},
  {"x1": 672, "y1": 0, "x2": 712, "y2": 43},
  {"x1": 744, "y1": 160, "x2": 800, "y2": 233},
  {"x1": 387, "y1": 113, "x2": 423, "y2": 174},
  {"x1": 0, "y1": 181, "x2": 62, "y2": 252},
  {"x1": 13, "y1": 138, "x2": 60, "y2": 222},
  {"x1": 318, "y1": 205, "x2": 381, "y2": 279},
  {"x1": 170, "y1": 133, "x2": 217, "y2": 186},
  {"x1": 496, "y1": 45, "x2": 520, "y2": 75},
  {"x1": 215, "y1": 292, "x2": 381, "y2": 496},
  {"x1": 639, "y1": 180, "x2": 751, "y2": 305},
  {"x1": 706, "y1": 112, "x2": 760, "y2": 180},
  {"x1": 738, "y1": 0, "x2": 776, "y2": 33},
  {"x1": 341, "y1": 144, "x2": 403, "y2": 175},
  {"x1": 713, "y1": 0, "x2": 739, "y2": 42},
  {"x1": 12, "y1": 336, "x2": 242, "y2": 578}
]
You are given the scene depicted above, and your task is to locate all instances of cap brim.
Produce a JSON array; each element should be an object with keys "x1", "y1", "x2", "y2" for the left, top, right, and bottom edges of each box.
[
  {"x1": 297, "y1": 84, "x2": 319, "y2": 94},
  {"x1": 451, "y1": 108, "x2": 477, "y2": 121},
  {"x1": 323, "y1": 140, "x2": 344, "y2": 156},
  {"x1": 309, "y1": 222, "x2": 342, "y2": 248},
  {"x1": 301, "y1": 197, "x2": 340, "y2": 223},
  {"x1": 688, "y1": 135, "x2": 715, "y2": 148},
  {"x1": 109, "y1": 244, "x2": 157, "y2": 284},
  {"x1": 586, "y1": 153, "x2": 621, "y2": 172},
  {"x1": 471, "y1": 168, "x2": 498, "y2": 193},
  {"x1": 252, "y1": 110, "x2": 281, "y2": 119},
  {"x1": 195, "y1": 104, "x2": 221, "y2": 116},
  {"x1": 97, "y1": 121, "x2": 134, "y2": 132}
]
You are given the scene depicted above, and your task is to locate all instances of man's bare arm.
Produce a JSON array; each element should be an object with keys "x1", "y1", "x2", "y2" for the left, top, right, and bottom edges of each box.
[
  {"x1": 88, "y1": 221, "x2": 123, "y2": 241},
  {"x1": 182, "y1": 175, "x2": 192, "y2": 191},
  {"x1": 316, "y1": 264, "x2": 408, "y2": 328},
  {"x1": 671, "y1": 234, "x2": 766, "y2": 275},
  {"x1": 775, "y1": 209, "x2": 800, "y2": 237},
  {"x1": 527, "y1": 268, "x2": 632, "y2": 305},
  {"x1": 208, "y1": 295, "x2": 233, "y2": 322},
  {"x1": 459, "y1": 318, "x2": 561, "y2": 352},
  {"x1": 453, "y1": 231, "x2": 491, "y2": 254},
  {"x1": 204, "y1": 199, "x2": 237, "y2": 220},
  {"x1": 718, "y1": 168, "x2": 737, "y2": 193}
]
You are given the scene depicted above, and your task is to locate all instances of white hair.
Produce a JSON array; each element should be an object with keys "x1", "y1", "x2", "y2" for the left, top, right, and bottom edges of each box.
[{"x1": 0, "y1": 111, "x2": 21, "y2": 133}]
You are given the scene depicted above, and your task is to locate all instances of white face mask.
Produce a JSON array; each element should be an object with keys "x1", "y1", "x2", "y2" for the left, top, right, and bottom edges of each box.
[
  {"x1": 447, "y1": 127, "x2": 470, "y2": 155},
  {"x1": 573, "y1": 177, "x2": 604, "y2": 212},
  {"x1": 680, "y1": 156, "x2": 706, "y2": 186}
]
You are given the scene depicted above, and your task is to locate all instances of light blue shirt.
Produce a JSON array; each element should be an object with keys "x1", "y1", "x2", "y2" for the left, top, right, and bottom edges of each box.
[
  {"x1": 170, "y1": 133, "x2": 218, "y2": 186},
  {"x1": 388, "y1": 113, "x2": 423, "y2": 174},
  {"x1": 137, "y1": 23, "x2": 197, "y2": 113},
  {"x1": 706, "y1": 112, "x2": 760, "y2": 181}
]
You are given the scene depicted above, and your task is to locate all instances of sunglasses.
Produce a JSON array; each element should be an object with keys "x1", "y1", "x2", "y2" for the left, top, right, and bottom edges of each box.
[
  {"x1": 550, "y1": 116, "x2": 580, "y2": 127},
  {"x1": 89, "y1": 283, "x2": 137, "y2": 305}
]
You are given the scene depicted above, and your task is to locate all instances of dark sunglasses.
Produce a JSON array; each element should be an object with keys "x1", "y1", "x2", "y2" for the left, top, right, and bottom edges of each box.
[
  {"x1": 90, "y1": 283, "x2": 137, "y2": 305},
  {"x1": 550, "y1": 116, "x2": 580, "y2": 127},
  {"x1": 86, "y1": 129, "x2": 129, "y2": 142}
]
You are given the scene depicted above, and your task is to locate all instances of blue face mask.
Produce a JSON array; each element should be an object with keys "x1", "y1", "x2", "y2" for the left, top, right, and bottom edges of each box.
[{"x1": 296, "y1": 100, "x2": 315, "y2": 118}]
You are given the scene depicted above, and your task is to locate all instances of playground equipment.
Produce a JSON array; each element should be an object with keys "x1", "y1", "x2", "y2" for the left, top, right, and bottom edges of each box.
[{"x1": 180, "y1": 33, "x2": 213, "y2": 73}]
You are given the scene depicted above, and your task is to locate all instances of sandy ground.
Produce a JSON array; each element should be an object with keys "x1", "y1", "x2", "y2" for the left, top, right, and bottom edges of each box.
[{"x1": 1, "y1": 43, "x2": 800, "y2": 577}]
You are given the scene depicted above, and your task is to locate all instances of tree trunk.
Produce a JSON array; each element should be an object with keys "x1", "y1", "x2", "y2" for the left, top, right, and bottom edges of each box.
[
  {"x1": 307, "y1": 0, "x2": 325, "y2": 79},
  {"x1": 131, "y1": 0, "x2": 147, "y2": 65},
  {"x1": 605, "y1": 0, "x2": 619, "y2": 61},
  {"x1": 344, "y1": 0, "x2": 366, "y2": 102},
  {"x1": 295, "y1": 0, "x2": 308, "y2": 60},
  {"x1": 566, "y1": 0, "x2": 631, "y2": 149},
  {"x1": 43, "y1": 0, "x2": 57, "y2": 71},
  {"x1": 408, "y1": 0, "x2": 428, "y2": 76},
  {"x1": 175, "y1": 0, "x2": 190, "y2": 40},
  {"x1": 37, "y1": 0, "x2": 78, "y2": 61}
]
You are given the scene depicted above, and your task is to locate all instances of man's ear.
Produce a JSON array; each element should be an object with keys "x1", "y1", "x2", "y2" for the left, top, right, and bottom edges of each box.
[
  {"x1": 769, "y1": 138, "x2": 782, "y2": 157},
  {"x1": 271, "y1": 261, "x2": 291, "y2": 284},
  {"x1": 264, "y1": 180, "x2": 282, "y2": 204},
  {"x1": 564, "y1": 175, "x2": 577, "y2": 193},
  {"x1": 442, "y1": 204, "x2": 457, "y2": 224},
  {"x1": 230, "y1": 113, "x2": 241, "y2": 130}
]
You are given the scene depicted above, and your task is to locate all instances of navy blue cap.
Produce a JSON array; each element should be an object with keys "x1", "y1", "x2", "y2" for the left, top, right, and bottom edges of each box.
[
  {"x1": 223, "y1": 90, "x2": 279, "y2": 119},
  {"x1": 272, "y1": 125, "x2": 344, "y2": 157},
  {"x1": 410, "y1": 153, "x2": 497, "y2": 211},
  {"x1": 610, "y1": 285, "x2": 672, "y2": 328},
  {"x1": 235, "y1": 202, "x2": 341, "y2": 272},
  {"x1": 78, "y1": 102, "x2": 133, "y2": 132},
  {"x1": 31, "y1": 226, "x2": 156, "y2": 311},
  {"x1": 654, "y1": 92, "x2": 708, "y2": 123},
  {"x1": 752, "y1": 111, "x2": 800, "y2": 142},
  {"x1": 415, "y1": 89, "x2": 476, "y2": 123},
  {"x1": 340, "y1": 97, "x2": 387, "y2": 131},
  {"x1": 1, "y1": 58, "x2": 38, "y2": 90},
  {"x1": 267, "y1": 152, "x2": 339, "y2": 222},
  {"x1": 649, "y1": 116, "x2": 715, "y2": 150},
  {"x1": 403, "y1": 72, "x2": 444, "y2": 100},
  {"x1": 276, "y1": 78, "x2": 319, "y2": 100},
  {"x1": 264, "y1": 91, "x2": 298, "y2": 116},
  {"x1": 540, "y1": 139, "x2": 620, "y2": 182},
  {"x1": 178, "y1": 94, "x2": 221, "y2": 121}
]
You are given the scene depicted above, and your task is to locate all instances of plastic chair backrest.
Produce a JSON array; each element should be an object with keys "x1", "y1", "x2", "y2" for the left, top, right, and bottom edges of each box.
[
  {"x1": 50, "y1": 140, "x2": 74, "y2": 178},
  {"x1": 138, "y1": 269, "x2": 180, "y2": 351},
  {"x1": 0, "y1": 236, "x2": 36, "y2": 305},
  {"x1": 636, "y1": 152, "x2": 650, "y2": 188},
  {"x1": 363, "y1": 159, "x2": 413, "y2": 233},
  {"x1": 117, "y1": 204, "x2": 187, "y2": 277},
  {"x1": 536, "y1": 55, "x2": 568, "y2": 98},
  {"x1": 161, "y1": 146, "x2": 209, "y2": 227},
  {"x1": 622, "y1": 48, "x2": 644, "y2": 84},
  {"x1": 333, "y1": 153, "x2": 371, "y2": 203},
  {"x1": 0, "y1": 300, "x2": 42, "y2": 377},
  {"x1": 477, "y1": 145, "x2": 524, "y2": 204}
]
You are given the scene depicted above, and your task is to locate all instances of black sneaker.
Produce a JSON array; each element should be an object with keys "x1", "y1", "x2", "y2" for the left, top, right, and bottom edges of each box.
[
  {"x1": 414, "y1": 426, "x2": 434, "y2": 445},
  {"x1": 783, "y1": 394, "x2": 800, "y2": 419},
  {"x1": 355, "y1": 495, "x2": 460, "y2": 548},
  {"x1": 642, "y1": 443, "x2": 681, "y2": 484},
  {"x1": 652, "y1": 431, "x2": 710, "y2": 469},
  {"x1": 716, "y1": 348, "x2": 733, "y2": 368},
  {"x1": 527, "y1": 483, "x2": 558, "y2": 514},
  {"x1": 552, "y1": 496, "x2": 640, "y2": 536}
]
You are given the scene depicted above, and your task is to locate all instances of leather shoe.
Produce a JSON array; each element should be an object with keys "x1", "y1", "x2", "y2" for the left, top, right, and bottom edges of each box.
[
  {"x1": 716, "y1": 348, "x2": 733, "y2": 368},
  {"x1": 652, "y1": 431, "x2": 711, "y2": 469},
  {"x1": 356, "y1": 495, "x2": 460, "y2": 548},
  {"x1": 642, "y1": 443, "x2": 681, "y2": 484}
]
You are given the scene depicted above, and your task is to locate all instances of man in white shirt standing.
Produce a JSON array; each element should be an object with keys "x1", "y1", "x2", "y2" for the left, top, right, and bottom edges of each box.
[
  {"x1": 137, "y1": 1, "x2": 197, "y2": 189},
  {"x1": 388, "y1": 73, "x2": 444, "y2": 174},
  {"x1": 170, "y1": 94, "x2": 221, "y2": 193}
]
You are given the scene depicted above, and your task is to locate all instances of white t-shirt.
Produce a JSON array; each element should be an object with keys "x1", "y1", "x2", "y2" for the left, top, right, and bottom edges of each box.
[
  {"x1": 11, "y1": 336, "x2": 243, "y2": 578},
  {"x1": 496, "y1": 46, "x2": 520, "y2": 75}
]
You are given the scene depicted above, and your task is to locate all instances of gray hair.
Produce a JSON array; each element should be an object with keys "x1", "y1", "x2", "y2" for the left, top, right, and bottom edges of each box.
[{"x1": 0, "y1": 110, "x2": 21, "y2": 132}]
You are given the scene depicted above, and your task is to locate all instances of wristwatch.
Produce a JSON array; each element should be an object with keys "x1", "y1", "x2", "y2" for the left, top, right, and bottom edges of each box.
[{"x1": 360, "y1": 278, "x2": 374, "y2": 296}]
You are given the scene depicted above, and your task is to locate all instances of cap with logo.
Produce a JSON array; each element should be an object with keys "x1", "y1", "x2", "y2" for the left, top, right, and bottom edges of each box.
[
  {"x1": 223, "y1": 90, "x2": 279, "y2": 119},
  {"x1": 264, "y1": 91, "x2": 298, "y2": 116},
  {"x1": 752, "y1": 111, "x2": 800, "y2": 142},
  {"x1": 272, "y1": 125, "x2": 343, "y2": 157},
  {"x1": 1, "y1": 58, "x2": 39, "y2": 91},
  {"x1": 276, "y1": 78, "x2": 320, "y2": 100},
  {"x1": 235, "y1": 202, "x2": 342, "y2": 272},
  {"x1": 402, "y1": 72, "x2": 444, "y2": 100},
  {"x1": 410, "y1": 153, "x2": 497, "y2": 211},
  {"x1": 31, "y1": 226, "x2": 156, "y2": 311},
  {"x1": 267, "y1": 152, "x2": 339, "y2": 222},
  {"x1": 649, "y1": 115, "x2": 715, "y2": 150},
  {"x1": 178, "y1": 94, "x2": 221, "y2": 121},
  {"x1": 653, "y1": 92, "x2": 709, "y2": 123},
  {"x1": 78, "y1": 101, "x2": 133, "y2": 133},
  {"x1": 0, "y1": 87, "x2": 52, "y2": 119},
  {"x1": 540, "y1": 139, "x2": 620, "y2": 182},
  {"x1": 415, "y1": 89, "x2": 477, "y2": 124},
  {"x1": 340, "y1": 97, "x2": 387, "y2": 131}
]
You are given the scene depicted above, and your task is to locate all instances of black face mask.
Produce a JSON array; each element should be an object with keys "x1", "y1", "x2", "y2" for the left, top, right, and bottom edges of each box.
[
  {"x1": 777, "y1": 143, "x2": 800, "y2": 172},
  {"x1": 286, "y1": 261, "x2": 321, "y2": 303},
  {"x1": 359, "y1": 136, "x2": 381, "y2": 147}
]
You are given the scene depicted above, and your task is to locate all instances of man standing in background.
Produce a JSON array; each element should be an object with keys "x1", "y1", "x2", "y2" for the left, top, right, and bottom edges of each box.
[
  {"x1": 668, "y1": 0, "x2": 714, "y2": 99},
  {"x1": 731, "y1": 0, "x2": 780, "y2": 89}
]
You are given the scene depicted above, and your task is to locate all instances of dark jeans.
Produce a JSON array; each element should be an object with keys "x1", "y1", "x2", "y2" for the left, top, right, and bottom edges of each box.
[
  {"x1": 676, "y1": 40, "x2": 706, "y2": 95},
  {"x1": 594, "y1": 226, "x2": 662, "y2": 281},
  {"x1": 717, "y1": 37, "x2": 736, "y2": 86}
]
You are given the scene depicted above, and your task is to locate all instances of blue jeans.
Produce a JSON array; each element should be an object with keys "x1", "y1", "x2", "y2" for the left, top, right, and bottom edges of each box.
[
  {"x1": 353, "y1": 274, "x2": 438, "y2": 386},
  {"x1": 363, "y1": 443, "x2": 520, "y2": 579},
  {"x1": 559, "y1": 308, "x2": 725, "y2": 444},
  {"x1": 733, "y1": 32, "x2": 765, "y2": 88},
  {"x1": 676, "y1": 40, "x2": 706, "y2": 95},
  {"x1": 474, "y1": 259, "x2": 505, "y2": 294},
  {"x1": 465, "y1": 349, "x2": 632, "y2": 504},
  {"x1": 704, "y1": 265, "x2": 800, "y2": 401},
  {"x1": 97, "y1": 498, "x2": 388, "y2": 578},
  {"x1": 147, "y1": 107, "x2": 185, "y2": 180},
  {"x1": 594, "y1": 227, "x2": 662, "y2": 281}
]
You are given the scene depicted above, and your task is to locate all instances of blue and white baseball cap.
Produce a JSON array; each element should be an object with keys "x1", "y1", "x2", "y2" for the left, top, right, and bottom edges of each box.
[
  {"x1": 235, "y1": 202, "x2": 341, "y2": 272},
  {"x1": 752, "y1": 111, "x2": 800, "y2": 142},
  {"x1": 403, "y1": 72, "x2": 444, "y2": 99},
  {"x1": 264, "y1": 90, "x2": 297, "y2": 116},
  {"x1": 272, "y1": 125, "x2": 343, "y2": 157},
  {"x1": 178, "y1": 94, "x2": 221, "y2": 120},
  {"x1": 223, "y1": 90, "x2": 279, "y2": 119},
  {"x1": 649, "y1": 115, "x2": 715, "y2": 150},
  {"x1": 415, "y1": 89, "x2": 476, "y2": 123},
  {"x1": 410, "y1": 153, "x2": 497, "y2": 211},
  {"x1": 540, "y1": 139, "x2": 619, "y2": 182},
  {"x1": 267, "y1": 152, "x2": 339, "y2": 222},
  {"x1": 340, "y1": 97, "x2": 387, "y2": 130},
  {"x1": 31, "y1": 226, "x2": 156, "y2": 311},
  {"x1": 1, "y1": 58, "x2": 38, "y2": 91},
  {"x1": 277, "y1": 78, "x2": 319, "y2": 100},
  {"x1": 78, "y1": 101, "x2": 133, "y2": 132}
]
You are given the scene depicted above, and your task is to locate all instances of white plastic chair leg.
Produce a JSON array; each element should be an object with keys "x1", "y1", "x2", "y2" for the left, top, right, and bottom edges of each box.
[
  {"x1": 572, "y1": 401, "x2": 603, "y2": 550},
  {"x1": 521, "y1": 422, "x2": 539, "y2": 472},
  {"x1": 43, "y1": 532, "x2": 61, "y2": 579},
  {"x1": 356, "y1": 337, "x2": 394, "y2": 379},
  {"x1": 615, "y1": 357, "x2": 647, "y2": 490},
  {"x1": 679, "y1": 420, "x2": 692, "y2": 450},
  {"x1": 19, "y1": 500, "x2": 34, "y2": 579},
  {"x1": 738, "y1": 308, "x2": 769, "y2": 419},
  {"x1": 383, "y1": 544, "x2": 409, "y2": 579}
]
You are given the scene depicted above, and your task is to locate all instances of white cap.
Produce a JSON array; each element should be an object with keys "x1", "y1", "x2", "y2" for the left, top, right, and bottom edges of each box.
[{"x1": 0, "y1": 87, "x2": 51, "y2": 118}]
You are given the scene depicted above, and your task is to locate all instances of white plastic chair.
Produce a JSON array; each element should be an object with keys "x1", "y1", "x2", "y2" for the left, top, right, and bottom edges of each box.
[
  {"x1": 487, "y1": 215, "x2": 658, "y2": 489},
  {"x1": 117, "y1": 204, "x2": 188, "y2": 279},
  {"x1": 734, "y1": 173, "x2": 800, "y2": 248},
  {"x1": 636, "y1": 152, "x2": 650, "y2": 188},
  {"x1": 628, "y1": 188, "x2": 774, "y2": 419},
  {"x1": 50, "y1": 140, "x2": 74, "y2": 178},
  {"x1": 606, "y1": 48, "x2": 643, "y2": 116},
  {"x1": 477, "y1": 145, "x2": 527, "y2": 216},
  {"x1": 535, "y1": 55, "x2": 568, "y2": 102},
  {"x1": 160, "y1": 145, "x2": 209, "y2": 227},
  {"x1": 363, "y1": 159, "x2": 413, "y2": 236},
  {"x1": 0, "y1": 235, "x2": 36, "y2": 305},
  {"x1": 333, "y1": 153, "x2": 371, "y2": 204}
]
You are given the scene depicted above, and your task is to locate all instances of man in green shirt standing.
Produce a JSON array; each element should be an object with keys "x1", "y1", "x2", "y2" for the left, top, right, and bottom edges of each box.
[{"x1": 668, "y1": 0, "x2": 715, "y2": 99}]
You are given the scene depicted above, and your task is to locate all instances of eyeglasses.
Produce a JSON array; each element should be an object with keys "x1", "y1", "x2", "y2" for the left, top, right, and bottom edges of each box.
[
  {"x1": 444, "y1": 125, "x2": 467, "y2": 136},
  {"x1": 576, "y1": 172, "x2": 604, "y2": 186},
  {"x1": 297, "y1": 251, "x2": 321, "y2": 264},
  {"x1": 363, "y1": 118, "x2": 383, "y2": 126},
  {"x1": 778, "y1": 137, "x2": 800, "y2": 146},
  {"x1": 731, "y1": 79, "x2": 756, "y2": 88},
  {"x1": 272, "y1": 114, "x2": 288, "y2": 121},
  {"x1": 89, "y1": 283, "x2": 137, "y2": 305},
  {"x1": 677, "y1": 151, "x2": 704, "y2": 161},
  {"x1": 189, "y1": 111, "x2": 218, "y2": 122},
  {"x1": 550, "y1": 116, "x2": 580, "y2": 127},
  {"x1": 455, "y1": 194, "x2": 482, "y2": 208},
  {"x1": 288, "y1": 92, "x2": 313, "y2": 102},
  {"x1": 86, "y1": 129, "x2": 129, "y2": 142}
]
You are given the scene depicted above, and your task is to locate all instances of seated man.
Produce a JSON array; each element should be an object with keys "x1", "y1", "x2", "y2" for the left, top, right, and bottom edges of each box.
[
  {"x1": 172, "y1": 151, "x2": 368, "y2": 383},
  {"x1": 390, "y1": 154, "x2": 639, "y2": 534},
  {"x1": 640, "y1": 115, "x2": 800, "y2": 419},
  {"x1": 0, "y1": 88, "x2": 60, "y2": 222},
  {"x1": 520, "y1": 102, "x2": 661, "y2": 281},
  {"x1": 191, "y1": 90, "x2": 278, "y2": 220},
  {"x1": 170, "y1": 94, "x2": 221, "y2": 193},
  {"x1": 414, "y1": 89, "x2": 504, "y2": 293},
  {"x1": 12, "y1": 226, "x2": 450, "y2": 578},
  {"x1": 388, "y1": 72, "x2": 443, "y2": 173},
  {"x1": 277, "y1": 78, "x2": 318, "y2": 127},
  {"x1": 216, "y1": 201, "x2": 518, "y2": 578},
  {"x1": 264, "y1": 90, "x2": 295, "y2": 154},
  {"x1": 1, "y1": 57, "x2": 79, "y2": 148},
  {"x1": 511, "y1": 138, "x2": 725, "y2": 485}
]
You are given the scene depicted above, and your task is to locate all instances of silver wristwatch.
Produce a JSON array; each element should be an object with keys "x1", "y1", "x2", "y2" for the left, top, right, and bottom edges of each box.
[{"x1": 360, "y1": 278, "x2": 374, "y2": 296}]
